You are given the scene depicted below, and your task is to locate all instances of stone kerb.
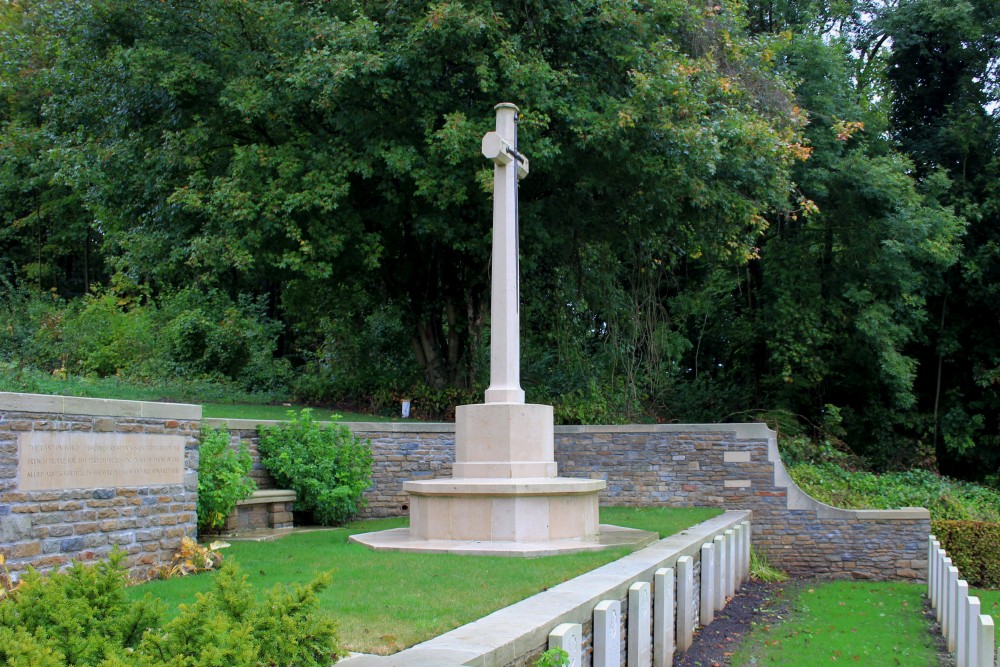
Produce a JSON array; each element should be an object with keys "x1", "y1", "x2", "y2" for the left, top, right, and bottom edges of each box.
[{"x1": 0, "y1": 392, "x2": 200, "y2": 581}]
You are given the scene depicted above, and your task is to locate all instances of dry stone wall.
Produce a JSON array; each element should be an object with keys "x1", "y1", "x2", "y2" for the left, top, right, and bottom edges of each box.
[
  {"x1": 212, "y1": 419, "x2": 929, "y2": 582},
  {"x1": 0, "y1": 393, "x2": 199, "y2": 580}
]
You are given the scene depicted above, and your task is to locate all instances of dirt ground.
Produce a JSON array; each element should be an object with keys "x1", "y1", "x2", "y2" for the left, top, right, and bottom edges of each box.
[{"x1": 673, "y1": 580, "x2": 792, "y2": 667}]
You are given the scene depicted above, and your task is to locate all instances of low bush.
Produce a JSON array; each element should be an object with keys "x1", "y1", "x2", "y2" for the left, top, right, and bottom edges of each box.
[
  {"x1": 258, "y1": 409, "x2": 373, "y2": 525},
  {"x1": 196, "y1": 428, "x2": 256, "y2": 533},
  {"x1": 932, "y1": 520, "x2": 1000, "y2": 589},
  {"x1": 0, "y1": 550, "x2": 342, "y2": 667}
]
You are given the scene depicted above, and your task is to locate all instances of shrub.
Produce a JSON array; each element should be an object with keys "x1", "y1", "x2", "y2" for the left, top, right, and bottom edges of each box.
[
  {"x1": 197, "y1": 428, "x2": 256, "y2": 533},
  {"x1": 257, "y1": 409, "x2": 373, "y2": 525},
  {"x1": 932, "y1": 520, "x2": 1000, "y2": 589},
  {"x1": 534, "y1": 647, "x2": 570, "y2": 667},
  {"x1": 0, "y1": 550, "x2": 342, "y2": 666}
]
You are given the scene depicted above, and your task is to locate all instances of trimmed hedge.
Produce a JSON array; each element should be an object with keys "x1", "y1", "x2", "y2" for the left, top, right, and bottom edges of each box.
[{"x1": 932, "y1": 520, "x2": 1000, "y2": 589}]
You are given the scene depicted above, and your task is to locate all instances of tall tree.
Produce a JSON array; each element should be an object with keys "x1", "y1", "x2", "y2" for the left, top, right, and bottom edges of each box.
[
  {"x1": 0, "y1": 0, "x2": 805, "y2": 392},
  {"x1": 884, "y1": 0, "x2": 1000, "y2": 478}
]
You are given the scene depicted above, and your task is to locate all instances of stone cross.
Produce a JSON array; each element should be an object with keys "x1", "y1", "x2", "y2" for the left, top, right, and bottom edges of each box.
[{"x1": 482, "y1": 102, "x2": 529, "y2": 404}]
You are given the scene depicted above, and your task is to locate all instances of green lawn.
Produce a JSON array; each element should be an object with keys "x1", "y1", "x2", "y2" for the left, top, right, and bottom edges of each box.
[
  {"x1": 731, "y1": 581, "x2": 938, "y2": 667},
  {"x1": 130, "y1": 507, "x2": 721, "y2": 655},
  {"x1": 973, "y1": 588, "x2": 1000, "y2": 651},
  {"x1": 201, "y1": 403, "x2": 405, "y2": 422}
]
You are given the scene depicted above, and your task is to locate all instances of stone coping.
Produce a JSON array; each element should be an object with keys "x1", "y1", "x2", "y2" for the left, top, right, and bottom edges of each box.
[
  {"x1": 207, "y1": 417, "x2": 778, "y2": 439},
  {"x1": 236, "y1": 489, "x2": 296, "y2": 506},
  {"x1": 341, "y1": 510, "x2": 751, "y2": 667},
  {"x1": 0, "y1": 391, "x2": 201, "y2": 420},
  {"x1": 402, "y1": 478, "x2": 607, "y2": 496},
  {"x1": 208, "y1": 418, "x2": 456, "y2": 433}
]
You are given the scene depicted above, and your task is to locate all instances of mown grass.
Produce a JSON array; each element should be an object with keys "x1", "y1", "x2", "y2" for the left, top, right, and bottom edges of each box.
[
  {"x1": 973, "y1": 588, "x2": 1000, "y2": 650},
  {"x1": 201, "y1": 403, "x2": 403, "y2": 423},
  {"x1": 130, "y1": 507, "x2": 721, "y2": 655},
  {"x1": 0, "y1": 367, "x2": 410, "y2": 422},
  {"x1": 731, "y1": 581, "x2": 938, "y2": 667}
]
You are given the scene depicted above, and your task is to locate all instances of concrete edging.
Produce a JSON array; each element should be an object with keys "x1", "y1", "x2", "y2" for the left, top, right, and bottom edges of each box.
[{"x1": 0, "y1": 391, "x2": 201, "y2": 420}]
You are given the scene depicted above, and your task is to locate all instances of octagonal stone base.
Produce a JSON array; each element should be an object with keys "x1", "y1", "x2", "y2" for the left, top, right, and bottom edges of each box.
[
  {"x1": 454, "y1": 403, "x2": 558, "y2": 478},
  {"x1": 404, "y1": 478, "x2": 605, "y2": 542}
]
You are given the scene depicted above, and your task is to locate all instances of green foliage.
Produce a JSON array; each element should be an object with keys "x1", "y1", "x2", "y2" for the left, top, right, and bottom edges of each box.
[
  {"x1": 750, "y1": 548, "x2": 789, "y2": 583},
  {"x1": 0, "y1": 550, "x2": 342, "y2": 666},
  {"x1": 932, "y1": 521, "x2": 1000, "y2": 590},
  {"x1": 1, "y1": 0, "x2": 998, "y2": 482},
  {"x1": 788, "y1": 462, "x2": 1000, "y2": 522},
  {"x1": 0, "y1": 550, "x2": 161, "y2": 666},
  {"x1": 138, "y1": 563, "x2": 342, "y2": 667},
  {"x1": 534, "y1": 647, "x2": 570, "y2": 667},
  {"x1": 0, "y1": 285, "x2": 289, "y2": 394},
  {"x1": 196, "y1": 429, "x2": 255, "y2": 533},
  {"x1": 551, "y1": 377, "x2": 642, "y2": 426},
  {"x1": 258, "y1": 409, "x2": 374, "y2": 525}
]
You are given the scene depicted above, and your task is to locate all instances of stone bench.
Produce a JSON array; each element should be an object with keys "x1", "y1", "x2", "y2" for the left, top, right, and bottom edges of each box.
[{"x1": 222, "y1": 489, "x2": 296, "y2": 533}]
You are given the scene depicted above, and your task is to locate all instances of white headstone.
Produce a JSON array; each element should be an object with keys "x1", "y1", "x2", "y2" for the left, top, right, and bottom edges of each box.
[
  {"x1": 965, "y1": 596, "x2": 981, "y2": 667},
  {"x1": 948, "y1": 567, "x2": 961, "y2": 650},
  {"x1": 481, "y1": 103, "x2": 529, "y2": 404},
  {"x1": 928, "y1": 537, "x2": 938, "y2": 606},
  {"x1": 676, "y1": 556, "x2": 695, "y2": 652},
  {"x1": 938, "y1": 556, "x2": 952, "y2": 626},
  {"x1": 595, "y1": 599, "x2": 622, "y2": 667},
  {"x1": 549, "y1": 622, "x2": 583, "y2": 667},
  {"x1": 741, "y1": 521, "x2": 752, "y2": 584},
  {"x1": 724, "y1": 529, "x2": 737, "y2": 597},
  {"x1": 957, "y1": 580, "x2": 970, "y2": 665},
  {"x1": 734, "y1": 524, "x2": 745, "y2": 585},
  {"x1": 629, "y1": 581, "x2": 652, "y2": 667},
  {"x1": 713, "y1": 534, "x2": 727, "y2": 611},
  {"x1": 977, "y1": 615, "x2": 994, "y2": 667},
  {"x1": 653, "y1": 567, "x2": 675, "y2": 667},
  {"x1": 928, "y1": 538, "x2": 938, "y2": 608},
  {"x1": 700, "y1": 543, "x2": 715, "y2": 626}
]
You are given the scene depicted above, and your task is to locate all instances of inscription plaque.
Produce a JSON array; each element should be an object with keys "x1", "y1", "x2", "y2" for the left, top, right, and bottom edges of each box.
[{"x1": 18, "y1": 431, "x2": 185, "y2": 491}]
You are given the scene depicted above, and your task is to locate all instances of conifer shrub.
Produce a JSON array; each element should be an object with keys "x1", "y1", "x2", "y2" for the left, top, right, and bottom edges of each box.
[
  {"x1": 257, "y1": 409, "x2": 373, "y2": 525},
  {"x1": 932, "y1": 520, "x2": 1000, "y2": 589},
  {"x1": 0, "y1": 550, "x2": 342, "y2": 666}
]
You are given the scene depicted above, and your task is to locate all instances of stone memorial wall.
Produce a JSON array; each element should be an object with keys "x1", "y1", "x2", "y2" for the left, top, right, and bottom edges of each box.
[
  {"x1": 0, "y1": 393, "x2": 199, "y2": 580},
  {"x1": 208, "y1": 419, "x2": 930, "y2": 582}
]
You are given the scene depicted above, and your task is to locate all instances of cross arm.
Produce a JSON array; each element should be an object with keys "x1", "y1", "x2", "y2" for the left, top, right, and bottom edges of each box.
[{"x1": 482, "y1": 131, "x2": 529, "y2": 178}]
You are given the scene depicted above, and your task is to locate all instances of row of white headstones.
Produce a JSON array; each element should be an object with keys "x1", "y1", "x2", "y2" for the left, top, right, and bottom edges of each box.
[
  {"x1": 547, "y1": 521, "x2": 752, "y2": 667},
  {"x1": 929, "y1": 535, "x2": 997, "y2": 667}
]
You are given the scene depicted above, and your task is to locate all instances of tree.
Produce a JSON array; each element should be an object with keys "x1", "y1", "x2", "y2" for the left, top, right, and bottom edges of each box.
[
  {"x1": 883, "y1": 0, "x2": 1000, "y2": 479},
  {"x1": 0, "y1": 0, "x2": 805, "y2": 396}
]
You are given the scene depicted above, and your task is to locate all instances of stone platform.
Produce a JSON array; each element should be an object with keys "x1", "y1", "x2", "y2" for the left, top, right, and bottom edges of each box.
[
  {"x1": 349, "y1": 522, "x2": 657, "y2": 557},
  {"x1": 403, "y1": 477, "x2": 604, "y2": 542}
]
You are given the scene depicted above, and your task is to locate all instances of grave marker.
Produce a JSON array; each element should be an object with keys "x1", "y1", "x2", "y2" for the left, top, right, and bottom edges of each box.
[
  {"x1": 676, "y1": 556, "x2": 695, "y2": 652},
  {"x1": 549, "y1": 622, "x2": 583, "y2": 667},
  {"x1": 629, "y1": 581, "x2": 652, "y2": 667},
  {"x1": 595, "y1": 599, "x2": 622, "y2": 667},
  {"x1": 700, "y1": 543, "x2": 715, "y2": 626},
  {"x1": 653, "y1": 567, "x2": 675, "y2": 667}
]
